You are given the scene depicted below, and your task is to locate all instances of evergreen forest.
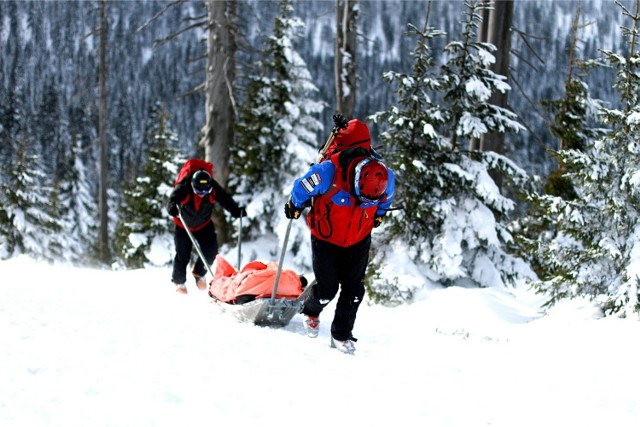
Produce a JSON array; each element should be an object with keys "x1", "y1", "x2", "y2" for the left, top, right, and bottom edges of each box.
[{"x1": 2, "y1": 0, "x2": 640, "y2": 315}]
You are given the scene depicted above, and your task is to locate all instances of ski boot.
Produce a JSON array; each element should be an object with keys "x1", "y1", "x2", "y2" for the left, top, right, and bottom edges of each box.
[
  {"x1": 194, "y1": 275, "x2": 207, "y2": 291},
  {"x1": 304, "y1": 315, "x2": 320, "y2": 338},
  {"x1": 330, "y1": 335, "x2": 356, "y2": 355}
]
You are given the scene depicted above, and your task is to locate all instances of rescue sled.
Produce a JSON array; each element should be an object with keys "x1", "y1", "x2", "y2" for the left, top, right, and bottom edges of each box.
[
  {"x1": 208, "y1": 254, "x2": 314, "y2": 327},
  {"x1": 178, "y1": 207, "x2": 311, "y2": 327}
]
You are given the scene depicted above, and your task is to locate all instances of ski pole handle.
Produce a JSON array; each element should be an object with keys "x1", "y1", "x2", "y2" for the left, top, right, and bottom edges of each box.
[{"x1": 317, "y1": 113, "x2": 349, "y2": 161}]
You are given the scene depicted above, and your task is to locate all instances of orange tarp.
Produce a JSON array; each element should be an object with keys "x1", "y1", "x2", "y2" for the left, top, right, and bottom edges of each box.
[{"x1": 208, "y1": 255, "x2": 303, "y2": 303}]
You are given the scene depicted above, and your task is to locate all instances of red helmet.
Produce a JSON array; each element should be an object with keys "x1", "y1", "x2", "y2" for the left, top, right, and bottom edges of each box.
[{"x1": 353, "y1": 158, "x2": 388, "y2": 202}]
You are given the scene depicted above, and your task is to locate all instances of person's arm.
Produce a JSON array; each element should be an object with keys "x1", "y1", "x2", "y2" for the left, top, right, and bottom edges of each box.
[
  {"x1": 290, "y1": 161, "x2": 335, "y2": 208},
  {"x1": 211, "y1": 180, "x2": 245, "y2": 218},
  {"x1": 167, "y1": 179, "x2": 190, "y2": 216}
]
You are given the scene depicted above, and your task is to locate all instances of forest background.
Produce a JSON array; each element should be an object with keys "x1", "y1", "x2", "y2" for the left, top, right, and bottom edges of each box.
[{"x1": 1, "y1": 0, "x2": 639, "y2": 315}]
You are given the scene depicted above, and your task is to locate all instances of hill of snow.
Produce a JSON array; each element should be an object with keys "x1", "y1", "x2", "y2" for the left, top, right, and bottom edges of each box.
[{"x1": 1, "y1": 255, "x2": 638, "y2": 426}]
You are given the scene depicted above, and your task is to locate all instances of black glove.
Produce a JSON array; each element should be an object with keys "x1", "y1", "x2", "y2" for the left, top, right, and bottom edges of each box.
[
  {"x1": 284, "y1": 199, "x2": 303, "y2": 220},
  {"x1": 232, "y1": 206, "x2": 247, "y2": 218},
  {"x1": 373, "y1": 215, "x2": 384, "y2": 228},
  {"x1": 167, "y1": 202, "x2": 178, "y2": 217}
]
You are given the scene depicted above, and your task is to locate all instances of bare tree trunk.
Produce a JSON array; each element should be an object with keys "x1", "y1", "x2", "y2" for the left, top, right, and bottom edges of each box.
[
  {"x1": 560, "y1": 2, "x2": 580, "y2": 151},
  {"x1": 335, "y1": 0, "x2": 357, "y2": 118},
  {"x1": 98, "y1": 0, "x2": 109, "y2": 263},
  {"x1": 478, "y1": 5, "x2": 491, "y2": 44},
  {"x1": 200, "y1": 0, "x2": 237, "y2": 245},
  {"x1": 200, "y1": 0, "x2": 236, "y2": 188},
  {"x1": 478, "y1": 0, "x2": 513, "y2": 155}
]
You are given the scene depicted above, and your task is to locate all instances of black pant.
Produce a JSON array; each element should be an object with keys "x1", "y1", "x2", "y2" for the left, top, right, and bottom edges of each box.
[
  {"x1": 302, "y1": 234, "x2": 370, "y2": 341},
  {"x1": 171, "y1": 222, "x2": 218, "y2": 284}
]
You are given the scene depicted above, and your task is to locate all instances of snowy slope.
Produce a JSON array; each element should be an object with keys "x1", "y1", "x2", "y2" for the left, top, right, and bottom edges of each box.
[{"x1": 1, "y1": 256, "x2": 639, "y2": 427}]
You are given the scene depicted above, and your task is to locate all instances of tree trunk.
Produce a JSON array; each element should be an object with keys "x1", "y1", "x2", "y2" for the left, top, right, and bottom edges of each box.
[
  {"x1": 335, "y1": 0, "x2": 357, "y2": 118},
  {"x1": 478, "y1": 5, "x2": 491, "y2": 45},
  {"x1": 201, "y1": 0, "x2": 236, "y2": 188},
  {"x1": 200, "y1": 0, "x2": 237, "y2": 245},
  {"x1": 478, "y1": 0, "x2": 513, "y2": 155},
  {"x1": 98, "y1": 0, "x2": 109, "y2": 263}
]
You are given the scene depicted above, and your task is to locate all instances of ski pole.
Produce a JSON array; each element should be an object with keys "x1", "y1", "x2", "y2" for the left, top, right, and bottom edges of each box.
[
  {"x1": 317, "y1": 114, "x2": 349, "y2": 162},
  {"x1": 270, "y1": 217, "x2": 293, "y2": 305},
  {"x1": 177, "y1": 205, "x2": 215, "y2": 278},
  {"x1": 237, "y1": 213, "x2": 242, "y2": 271}
]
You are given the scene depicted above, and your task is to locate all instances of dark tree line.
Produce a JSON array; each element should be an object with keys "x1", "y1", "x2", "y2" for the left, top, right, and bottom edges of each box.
[{"x1": 2, "y1": 0, "x2": 640, "y2": 316}]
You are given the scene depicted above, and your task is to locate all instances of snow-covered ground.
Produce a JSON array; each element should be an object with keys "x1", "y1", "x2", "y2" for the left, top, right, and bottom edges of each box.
[{"x1": 1, "y1": 255, "x2": 639, "y2": 427}]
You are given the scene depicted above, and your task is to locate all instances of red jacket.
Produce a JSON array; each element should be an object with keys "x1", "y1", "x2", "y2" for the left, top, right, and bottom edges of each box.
[{"x1": 291, "y1": 149, "x2": 394, "y2": 248}]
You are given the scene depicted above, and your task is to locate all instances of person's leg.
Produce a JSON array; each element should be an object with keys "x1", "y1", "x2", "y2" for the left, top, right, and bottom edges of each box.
[
  {"x1": 171, "y1": 225, "x2": 192, "y2": 285},
  {"x1": 191, "y1": 222, "x2": 218, "y2": 278},
  {"x1": 331, "y1": 235, "x2": 370, "y2": 341},
  {"x1": 302, "y1": 236, "x2": 341, "y2": 317}
]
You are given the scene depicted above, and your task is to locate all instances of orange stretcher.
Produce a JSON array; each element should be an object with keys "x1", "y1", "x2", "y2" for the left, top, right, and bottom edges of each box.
[
  {"x1": 208, "y1": 254, "x2": 314, "y2": 326},
  {"x1": 208, "y1": 254, "x2": 305, "y2": 304},
  {"x1": 178, "y1": 207, "x2": 312, "y2": 327}
]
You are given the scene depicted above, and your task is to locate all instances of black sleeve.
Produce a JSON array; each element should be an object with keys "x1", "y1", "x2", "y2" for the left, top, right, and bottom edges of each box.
[
  {"x1": 211, "y1": 180, "x2": 243, "y2": 217},
  {"x1": 167, "y1": 179, "x2": 190, "y2": 216}
]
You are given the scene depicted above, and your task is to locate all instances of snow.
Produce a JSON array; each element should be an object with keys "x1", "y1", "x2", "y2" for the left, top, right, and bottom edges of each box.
[
  {"x1": 628, "y1": 111, "x2": 640, "y2": 125},
  {"x1": 2, "y1": 255, "x2": 639, "y2": 426},
  {"x1": 465, "y1": 76, "x2": 492, "y2": 102}
]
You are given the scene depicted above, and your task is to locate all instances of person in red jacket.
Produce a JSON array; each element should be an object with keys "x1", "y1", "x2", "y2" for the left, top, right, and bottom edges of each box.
[
  {"x1": 285, "y1": 129, "x2": 395, "y2": 354},
  {"x1": 167, "y1": 169, "x2": 245, "y2": 294}
]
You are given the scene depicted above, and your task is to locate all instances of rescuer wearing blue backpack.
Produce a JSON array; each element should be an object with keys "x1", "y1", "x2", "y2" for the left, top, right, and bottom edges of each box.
[{"x1": 285, "y1": 118, "x2": 395, "y2": 354}]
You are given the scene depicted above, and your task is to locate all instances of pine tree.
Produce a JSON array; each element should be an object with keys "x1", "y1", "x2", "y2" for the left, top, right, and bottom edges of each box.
[
  {"x1": 541, "y1": 77, "x2": 607, "y2": 198},
  {"x1": 540, "y1": 2, "x2": 609, "y2": 200},
  {"x1": 369, "y1": 0, "x2": 531, "y2": 303},
  {"x1": 233, "y1": 0, "x2": 323, "y2": 240},
  {"x1": 114, "y1": 103, "x2": 183, "y2": 269},
  {"x1": 0, "y1": 133, "x2": 63, "y2": 261},
  {"x1": 34, "y1": 81, "x2": 63, "y2": 180},
  {"x1": 57, "y1": 134, "x2": 99, "y2": 264},
  {"x1": 517, "y1": 4, "x2": 607, "y2": 282},
  {"x1": 0, "y1": 9, "x2": 25, "y2": 169},
  {"x1": 533, "y1": 0, "x2": 640, "y2": 316},
  {"x1": 112, "y1": 96, "x2": 136, "y2": 186}
]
